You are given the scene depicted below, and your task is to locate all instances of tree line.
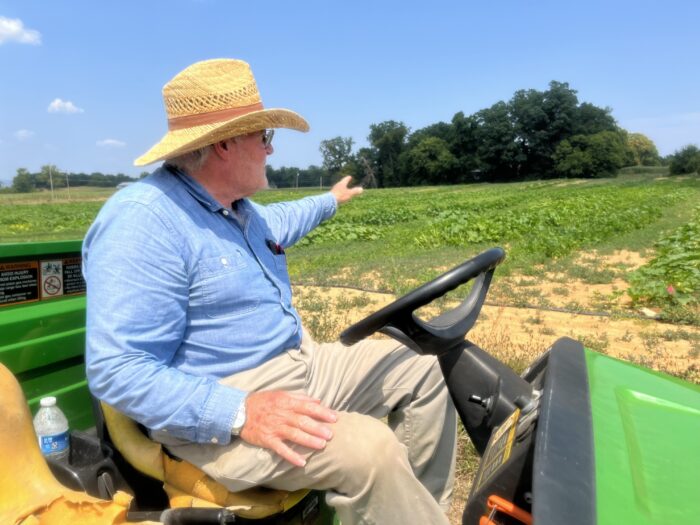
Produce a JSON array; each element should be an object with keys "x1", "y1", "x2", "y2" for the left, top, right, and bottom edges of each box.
[
  {"x1": 5, "y1": 166, "x2": 147, "y2": 193},
  {"x1": 270, "y1": 81, "x2": 697, "y2": 187},
  {"x1": 6, "y1": 81, "x2": 699, "y2": 192}
]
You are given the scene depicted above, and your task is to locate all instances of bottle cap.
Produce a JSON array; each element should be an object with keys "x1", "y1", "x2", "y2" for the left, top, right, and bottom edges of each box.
[{"x1": 40, "y1": 396, "x2": 57, "y2": 407}]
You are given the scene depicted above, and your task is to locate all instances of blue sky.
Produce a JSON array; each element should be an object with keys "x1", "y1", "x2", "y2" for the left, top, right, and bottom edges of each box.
[{"x1": 1, "y1": 1, "x2": 698, "y2": 185}]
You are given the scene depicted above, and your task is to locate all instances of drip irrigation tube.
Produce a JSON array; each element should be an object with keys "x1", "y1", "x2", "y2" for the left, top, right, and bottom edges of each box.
[{"x1": 291, "y1": 281, "x2": 658, "y2": 321}]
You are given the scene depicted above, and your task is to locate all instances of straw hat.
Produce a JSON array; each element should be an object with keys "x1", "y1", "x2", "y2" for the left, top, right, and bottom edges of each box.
[{"x1": 134, "y1": 59, "x2": 309, "y2": 166}]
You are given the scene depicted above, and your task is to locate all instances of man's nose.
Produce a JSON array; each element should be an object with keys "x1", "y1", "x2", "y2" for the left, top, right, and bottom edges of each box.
[{"x1": 266, "y1": 144, "x2": 274, "y2": 155}]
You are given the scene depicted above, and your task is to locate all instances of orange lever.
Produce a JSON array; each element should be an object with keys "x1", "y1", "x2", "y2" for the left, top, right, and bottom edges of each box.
[{"x1": 479, "y1": 494, "x2": 533, "y2": 525}]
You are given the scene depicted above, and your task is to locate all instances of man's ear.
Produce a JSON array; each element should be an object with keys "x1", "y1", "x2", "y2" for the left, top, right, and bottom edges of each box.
[{"x1": 212, "y1": 140, "x2": 230, "y2": 158}]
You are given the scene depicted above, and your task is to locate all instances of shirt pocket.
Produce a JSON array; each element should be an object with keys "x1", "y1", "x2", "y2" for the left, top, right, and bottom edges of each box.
[
  {"x1": 272, "y1": 251, "x2": 287, "y2": 273},
  {"x1": 198, "y1": 252, "x2": 260, "y2": 318}
]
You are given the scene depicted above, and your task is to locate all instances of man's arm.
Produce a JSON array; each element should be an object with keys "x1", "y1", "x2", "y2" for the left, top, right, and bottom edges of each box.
[
  {"x1": 262, "y1": 176, "x2": 363, "y2": 247},
  {"x1": 84, "y1": 200, "x2": 242, "y2": 445},
  {"x1": 238, "y1": 177, "x2": 362, "y2": 465}
]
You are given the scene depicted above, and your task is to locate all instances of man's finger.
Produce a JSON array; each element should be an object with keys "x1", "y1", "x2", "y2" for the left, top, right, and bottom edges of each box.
[
  {"x1": 285, "y1": 392, "x2": 322, "y2": 404},
  {"x1": 272, "y1": 439, "x2": 308, "y2": 467},
  {"x1": 297, "y1": 415, "x2": 334, "y2": 440},
  {"x1": 300, "y1": 402, "x2": 338, "y2": 423},
  {"x1": 283, "y1": 425, "x2": 328, "y2": 450},
  {"x1": 284, "y1": 395, "x2": 337, "y2": 423}
]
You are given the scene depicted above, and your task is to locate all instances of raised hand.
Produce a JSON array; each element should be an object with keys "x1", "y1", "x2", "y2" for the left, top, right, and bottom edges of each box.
[{"x1": 330, "y1": 176, "x2": 363, "y2": 205}]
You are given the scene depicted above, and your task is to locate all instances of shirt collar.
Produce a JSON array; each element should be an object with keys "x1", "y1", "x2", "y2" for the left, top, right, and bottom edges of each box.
[{"x1": 163, "y1": 164, "x2": 225, "y2": 213}]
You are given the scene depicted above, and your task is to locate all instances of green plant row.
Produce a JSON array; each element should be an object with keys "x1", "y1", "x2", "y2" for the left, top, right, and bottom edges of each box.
[
  {"x1": 294, "y1": 182, "x2": 690, "y2": 259},
  {"x1": 628, "y1": 205, "x2": 700, "y2": 307},
  {"x1": 416, "y1": 186, "x2": 688, "y2": 256},
  {"x1": 0, "y1": 202, "x2": 104, "y2": 238}
]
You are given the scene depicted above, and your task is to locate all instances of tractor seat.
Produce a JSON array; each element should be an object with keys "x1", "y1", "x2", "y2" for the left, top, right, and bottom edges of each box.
[
  {"x1": 98, "y1": 401, "x2": 309, "y2": 519},
  {"x1": 0, "y1": 363, "x2": 138, "y2": 525}
]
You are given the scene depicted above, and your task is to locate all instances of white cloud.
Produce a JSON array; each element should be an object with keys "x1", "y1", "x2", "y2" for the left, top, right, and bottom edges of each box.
[
  {"x1": 0, "y1": 17, "x2": 41, "y2": 45},
  {"x1": 48, "y1": 98, "x2": 84, "y2": 114},
  {"x1": 14, "y1": 129, "x2": 34, "y2": 140},
  {"x1": 97, "y1": 139, "x2": 126, "y2": 148}
]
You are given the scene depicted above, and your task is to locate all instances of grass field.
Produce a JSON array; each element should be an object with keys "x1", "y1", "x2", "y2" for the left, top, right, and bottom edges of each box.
[
  {"x1": 2, "y1": 171, "x2": 699, "y2": 524},
  {"x1": 2, "y1": 171, "x2": 698, "y2": 346},
  {"x1": 2, "y1": 172, "x2": 699, "y2": 322}
]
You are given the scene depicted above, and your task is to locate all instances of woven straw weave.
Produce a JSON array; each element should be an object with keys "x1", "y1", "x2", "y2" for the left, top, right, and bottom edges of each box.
[
  {"x1": 134, "y1": 59, "x2": 308, "y2": 166},
  {"x1": 164, "y1": 60, "x2": 261, "y2": 118}
]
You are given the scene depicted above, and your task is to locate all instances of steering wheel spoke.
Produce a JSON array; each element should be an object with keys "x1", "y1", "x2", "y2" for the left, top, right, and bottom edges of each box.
[{"x1": 340, "y1": 248, "x2": 506, "y2": 355}]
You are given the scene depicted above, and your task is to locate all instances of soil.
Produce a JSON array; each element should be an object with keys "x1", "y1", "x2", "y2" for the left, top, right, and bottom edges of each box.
[
  {"x1": 294, "y1": 250, "x2": 699, "y2": 380},
  {"x1": 292, "y1": 249, "x2": 699, "y2": 525}
]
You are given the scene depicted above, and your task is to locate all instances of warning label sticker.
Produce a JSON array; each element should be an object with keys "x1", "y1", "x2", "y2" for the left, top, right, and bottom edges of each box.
[
  {"x1": 62, "y1": 257, "x2": 85, "y2": 296},
  {"x1": 0, "y1": 256, "x2": 85, "y2": 307},
  {"x1": 41, "y1": 260, "x2": 64, "y2": 298},
  {"x1": 473, "y1": 408, "x2": 521, "y2": 491},
  {"x1": 0, "y1": 261, "x2": 40, "y2": 306}
]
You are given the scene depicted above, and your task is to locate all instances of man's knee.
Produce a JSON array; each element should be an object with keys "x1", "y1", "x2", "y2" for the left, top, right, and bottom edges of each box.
[{"x1": 317, "y1": 412, "x2": 407, "y2": 487}]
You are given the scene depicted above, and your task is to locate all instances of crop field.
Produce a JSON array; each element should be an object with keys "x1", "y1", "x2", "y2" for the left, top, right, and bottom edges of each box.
[
  {"x1": 2, "y1": 172, "x2": 698, "y2": 362},
  {"x1": 2, "y1": 172, "x2": 699, "y2": 524}
]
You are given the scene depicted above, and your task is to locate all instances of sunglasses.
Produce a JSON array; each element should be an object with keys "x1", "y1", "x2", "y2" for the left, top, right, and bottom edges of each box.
[{"x1": 262, "y1": 129, "x2": 275, "y2": 148}]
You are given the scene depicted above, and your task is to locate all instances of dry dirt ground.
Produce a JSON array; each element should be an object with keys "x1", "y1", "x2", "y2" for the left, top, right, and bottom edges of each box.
[
  {"x1": 294, "y1": 250, "x2": 699, "y2": 381},
  {"x1": 292, "y1": 250, "x2": 699, "y2": 524}
]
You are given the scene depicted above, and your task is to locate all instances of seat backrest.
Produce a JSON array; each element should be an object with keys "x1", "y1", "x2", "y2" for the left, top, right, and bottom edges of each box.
[
  {"x1": 99, "y1": 402, "x2": 165, "y2": 481},
  {"x1": 96, "y1": 399, "x2": 309, "y2": 519}
]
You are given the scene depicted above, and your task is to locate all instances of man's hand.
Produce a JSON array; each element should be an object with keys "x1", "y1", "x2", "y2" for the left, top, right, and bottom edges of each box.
[
  {"x1": 330, "y1": 176, "x2": 363, "y2": 205},
  {"x1": 239, "y1": 391, "x2": 337, "y2": 467}
]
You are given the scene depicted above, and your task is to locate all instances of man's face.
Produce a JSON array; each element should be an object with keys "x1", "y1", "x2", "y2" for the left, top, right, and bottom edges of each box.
[{"x1": 227, "y1": 130, "x2": 273, "y2": 197}]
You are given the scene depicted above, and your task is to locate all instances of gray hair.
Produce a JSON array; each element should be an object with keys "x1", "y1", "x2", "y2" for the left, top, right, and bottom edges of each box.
[{"x1": 165, "y1": 145, "x2": 212, "y2": 174}]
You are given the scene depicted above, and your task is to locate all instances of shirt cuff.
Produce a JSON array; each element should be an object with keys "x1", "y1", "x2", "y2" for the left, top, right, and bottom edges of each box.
[
  {"x1": 320, "y1": 192, "x2": 338, "y2": 219},
  {"x1": 198, "y1": 383, "x2": 247, "y2": 445}
]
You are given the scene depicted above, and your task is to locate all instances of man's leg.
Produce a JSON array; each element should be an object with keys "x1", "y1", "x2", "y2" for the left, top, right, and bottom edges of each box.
[
  {"x1": 305, "y1": 335, "x2": 457, "y2": 511},
  {"x1": 154, "y1": 334, "x2": 456, "y2": 525}
]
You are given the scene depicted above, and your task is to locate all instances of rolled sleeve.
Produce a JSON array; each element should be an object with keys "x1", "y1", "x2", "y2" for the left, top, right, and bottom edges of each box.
[{"x1": 261, "y1": 192, "x2": 337, "y2": 247}]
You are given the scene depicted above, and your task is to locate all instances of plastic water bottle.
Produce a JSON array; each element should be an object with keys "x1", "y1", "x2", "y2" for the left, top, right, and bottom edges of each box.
[{"x1": 33, "y1": 396, "x2": 70, "y2": 462}]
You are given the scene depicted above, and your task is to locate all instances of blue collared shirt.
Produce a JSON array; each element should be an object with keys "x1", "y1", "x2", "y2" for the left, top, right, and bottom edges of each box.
[{"x1": 83, "y1": 166, "x2": 337, "y2": 446}]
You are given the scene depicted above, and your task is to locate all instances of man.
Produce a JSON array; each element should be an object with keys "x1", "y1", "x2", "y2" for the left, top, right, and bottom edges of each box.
[{"x1": 84, "y1": 59, "x2": 456, "y2": 525}]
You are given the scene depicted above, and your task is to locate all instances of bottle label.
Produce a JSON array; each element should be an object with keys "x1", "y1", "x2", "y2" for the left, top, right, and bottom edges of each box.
[{"x1": 39, "y1": 431, "x2": 69, "y2": 456}]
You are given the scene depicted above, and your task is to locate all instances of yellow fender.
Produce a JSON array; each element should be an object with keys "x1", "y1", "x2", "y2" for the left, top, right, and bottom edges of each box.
[{"x1": 0, "y1": 363, "x2": 155, "y2": 525}]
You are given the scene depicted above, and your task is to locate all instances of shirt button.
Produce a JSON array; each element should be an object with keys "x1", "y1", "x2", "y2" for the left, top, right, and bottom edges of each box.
[
  {"x1": 221, "y1": 257, "x2": 228, "y2": 265},
  {"x1": 210, "y1": 437, "x2": 219, "y2": 444},
  {"x1": 223, "y1": 210, "x2": 229, "y2": 216}
]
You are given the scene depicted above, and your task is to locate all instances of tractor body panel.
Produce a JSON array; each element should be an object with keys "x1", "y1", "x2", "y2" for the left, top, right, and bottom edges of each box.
[
  {"x1": 586, "y1": 349, "x2": 700, "y2": 524},
  {"x1": 0, "y1": 240, "x2": 93, "y2": 429}
]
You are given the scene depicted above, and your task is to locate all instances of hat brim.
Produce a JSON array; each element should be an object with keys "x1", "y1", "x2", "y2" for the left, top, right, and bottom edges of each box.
[{"x1": 134, "y1": 108, "x2": 309, "y2": 166}]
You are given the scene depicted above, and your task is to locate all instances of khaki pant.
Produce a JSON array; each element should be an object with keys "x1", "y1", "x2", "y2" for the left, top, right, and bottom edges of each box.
[{"x1": 154, "y1": 332, "x2": 457, "y2": 525}]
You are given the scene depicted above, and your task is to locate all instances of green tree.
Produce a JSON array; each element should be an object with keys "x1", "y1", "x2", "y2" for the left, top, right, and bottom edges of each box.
[
  {"x1": 669, "y1": 145, "x2": 700, "y2": 175},
  {"x1": 12, "y1": 168, "x2": 34, "y2": 193},
  {"x1": 473, "y1": 101, "x2": 524, "y2": 180},
  {"x1": 509, "y1": 81, "x2": 581, "y2": 177},
  {"x1": 572, "y1": 102, "x2": 617, "y2": 136},
  {"x1": 37, "y1": 165, "x2": 66, "y2": 189},
  {"x1": 450, "y1": 112, "x2": 481, "y2": 179},
  {"x1": 626, "y1": 133, "x2": 660, "y2": 166},
  {"x1": 399, "y1": 137, "x2": 457, "y2": 185},
  {"x1": 553, "y1": 131, "x2": 627, "y2": 178},
  {"x1": 368, "y1": 121, "x2": 409, "y2": 187},
  {"x1": 407, "y1": 122, "x2": 453, "y2": 148},
  {"x1": 319, "y1": 136, "x2": 354, "y2": 178}
]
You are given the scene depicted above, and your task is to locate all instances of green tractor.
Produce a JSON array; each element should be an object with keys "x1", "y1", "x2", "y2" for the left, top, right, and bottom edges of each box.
[{"x1": 1, "y1": 241, "x2": 698, "y2": 524}]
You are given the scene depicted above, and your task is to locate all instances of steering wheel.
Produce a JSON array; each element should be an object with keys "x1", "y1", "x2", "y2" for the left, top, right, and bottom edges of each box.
[{"x1": 340, "y1": 247, "x2": 506, "y2": 355}]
